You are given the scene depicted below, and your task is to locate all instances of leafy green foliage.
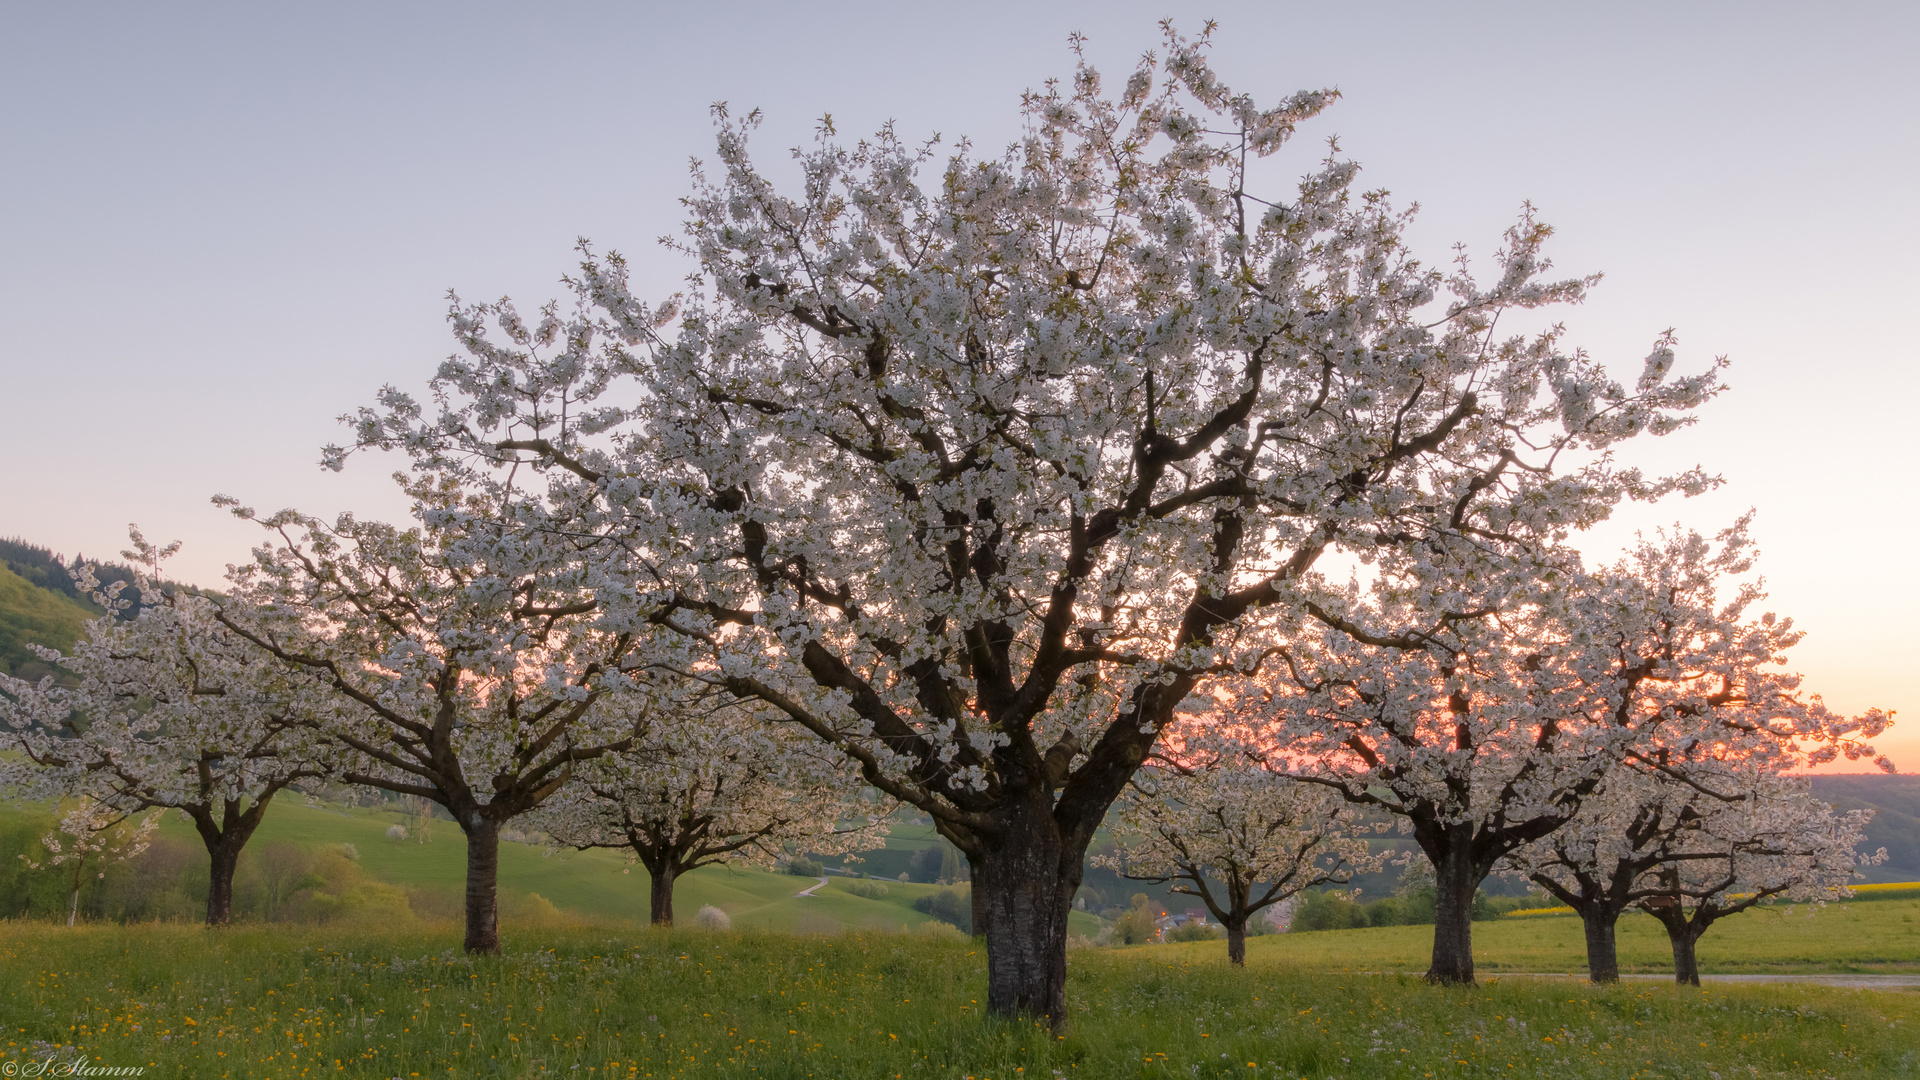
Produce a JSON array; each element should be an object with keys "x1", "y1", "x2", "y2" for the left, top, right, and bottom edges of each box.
[
  {"x1": 0, "y1": 563, "x2": 95, "y2": 680},
  {"x1": 1164, "y1": 920, "x2": 1222, "y2": 943},
  {"x1": 911, "y1": 886, "x2": 972, "y2": 932},
  {"x1": 0, "y1": 535, "x2": 206, "y2": 617},
  {"x1": 1111, "y1": 893, "x2": 1159, "y2": 944}
]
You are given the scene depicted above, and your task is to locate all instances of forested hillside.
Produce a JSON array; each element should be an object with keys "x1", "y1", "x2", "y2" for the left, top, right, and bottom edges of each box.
[
  {"x1": 1811, "y1": 774, "x2": 1920, "y2": 881},
  {"x1": 0, "y1": 562, "x2": 95, "y2": 680},
  {"x1": 0, "y1": 535, "x2": 206, "y2": 678}
]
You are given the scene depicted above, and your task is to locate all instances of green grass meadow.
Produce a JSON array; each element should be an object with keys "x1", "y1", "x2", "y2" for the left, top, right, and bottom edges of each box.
[
  {"x1": 6, "y1": 803, "x2": 1919, "y2": 1077},
  {"x1": 82, "y1": 800, "x2": 1106, "y2": 939},
  {"x1": 1242, "y1": 898, "x2": 1920, "y2": 976},
  {"x1": 2, "y1": 919, "x2": 1916, "y2": 1080}
]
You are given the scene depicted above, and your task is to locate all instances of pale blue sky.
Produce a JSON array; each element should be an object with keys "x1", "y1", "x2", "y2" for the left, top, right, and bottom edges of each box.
[{"x1": 3, "y1": 2, "x2": 1914, "y2": 764}]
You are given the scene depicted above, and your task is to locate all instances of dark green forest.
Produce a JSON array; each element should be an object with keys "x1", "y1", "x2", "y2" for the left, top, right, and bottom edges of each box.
[
  {"x1": 0, "y1": 562, "x2": 95, "y2": 681},
  {"x1": 0, "y1": 536, "x2": 204, "y2": 680}
]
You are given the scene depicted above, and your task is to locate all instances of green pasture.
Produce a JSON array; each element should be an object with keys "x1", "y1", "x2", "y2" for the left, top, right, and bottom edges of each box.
[
  {"x1": 1226, "y1": 897, "x2": 1920, "y2": 976},
  {"x1": 2, "y1": 920, "x2": 1914, "y2": 1080},
  {"x1": 89, "y1": 800, "x2": 1104, "y2": 938}
]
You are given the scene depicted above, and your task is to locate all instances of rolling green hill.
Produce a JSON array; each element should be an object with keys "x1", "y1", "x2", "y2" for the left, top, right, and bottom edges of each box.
[
  {"x1": 0, "y1": 798, "x2": 1103, "y2": 936},
  {"x1": 0, "y1": 562, "x2": 97, "y2": 680}
]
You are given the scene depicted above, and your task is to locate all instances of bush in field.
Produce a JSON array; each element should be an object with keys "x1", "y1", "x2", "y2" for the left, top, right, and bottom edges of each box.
[
  {"x1": 1165, "y1": 921, "x2": 1222, "y2": 943},
  {"x1": 1110, "y1": 894, "x2": 1159, "y2": 945},
  {"x1": 289, "y1": 851, "x2": 417, "y2": 928},
  {"x1": 694, "y1": 905, "x2": 731, "y2": 930},
  {"x1": 783, "y1": 856, "x2": 823, "y2": 877},
  {"x1": 844, "y1": 879, "x2": 889, "y2": 900},
  {"x1": 1293, "y1": 890, "x2": 1367, "y2": 932},
  {"x1": 913, "y1": 919, "x2": 966, "y2": 940},
  {"x1": 912, "y1": 887, "x2": 972, "y2": 933}
]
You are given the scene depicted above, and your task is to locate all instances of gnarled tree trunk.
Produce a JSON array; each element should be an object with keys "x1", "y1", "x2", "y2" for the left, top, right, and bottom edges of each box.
[
  {"x1": 206, "y1": 843, "x2": 242, "y2": 927},
  {"x1": 1644, "y1": 904, "x2": 1708, "y2": 986},
  {"x1": 1668, "y1": 923, "x2": 1701, "y2": 986},
  {"x1": 1224, "y1": 915, "x2": 1249, "y2": 966},
  {"x1": 968, "y1": 853, "x2": 992, "y2": 940},
  {"x1": 463, "y1": 817, "x2": 502, "y2": 954},
  {"x1": 1579, "y1": 906, "x2": 1621, "y2": 983},
  {"x1": 970, "y1": 795, "x2": 1086, "y2": 1031},
  {"x1": 1426, "y1": 840, "x2": 1479, "y2": 984},
  {"x1": 188, "y1": 795, "x2": 276, "y2": 928},
  {"x1": 649, "y1": 863, "x2": 675, "y2": 926}
]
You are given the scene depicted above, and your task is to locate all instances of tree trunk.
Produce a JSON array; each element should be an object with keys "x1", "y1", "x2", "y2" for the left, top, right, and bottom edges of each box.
[
  {"x1": 463, "y1": 818, "x2": 501, "y2": 954},
  {"x1": 67, "y1": 859, "x2": 86, "y2": 927},
  {"x1": 207, "y1": 843, "x2": 241, "y2": 927},
  {"x1": 973, "y1": 798, "x2": 1082, "y2": 1031},
  {"x1": 1665, "y1": 919, "x2": 1702, "y2": 986},
  {"x1": 968, "y1": 854, "x2": 992, "y2": 940},
  {"x1": 1579, "y1": 906, "x2": 1620, "y2": 983},
  {"x1": 1426, "y1": 844, "x2": 1478, "y2": 984},
  {"x1": 1225, "y1": 915, "x2": 1248, "y2": 966},
  {"x1": 649, "y1": 864, "x2": 675, "y2": 927},
  {"x1": 186, "y1": 794, "x2": 278, "y2": 929}
]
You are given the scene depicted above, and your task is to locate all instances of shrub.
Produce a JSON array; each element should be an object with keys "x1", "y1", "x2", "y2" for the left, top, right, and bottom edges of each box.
[
  {"x1": 911, "y1": 887, "x2": 972, "y2": 932},
  {"x1": 906, "y1": 842, "x2": 966, "y2": 883},
  {"x1": 1396, "y1": 886, "x2": 1438, "y2": 925},
  {"x1": 844, "y1": 879, "x2": 890, "y2": 899},
  {"x1": 1110, "y1": 893, "x2": 1159, "y2": 944},
  {"x1": 913, "y1": 918, "x2": 965, "y2": 940},
  {"x1": 1472, "y1": 890, "x2": 1538, "y2": 920},
  {"x1": 694, "y1": 905, "x2": 731, "y2": 930},
  {"x1": 405, "y1": 885, "x2": 462, "y2": 923},
  {"x1": 289, "y1": 852, "x2": 417, "y2": 928},
  {"x1": 1292, "y1": 890, "x2": 1367, "y2": 932},
  {"x1": 505, "y1": 892, "x2": 569, "y2": 927},
  {"x1": 1165, "y1": 920, "x2": 1221, "y2": 942},
  {"x1": 386, "y1": 824, "x2": 408, "y2": 841},
  {"x1": 783, "y1": 856, "x2": 823, "y2": 877}
]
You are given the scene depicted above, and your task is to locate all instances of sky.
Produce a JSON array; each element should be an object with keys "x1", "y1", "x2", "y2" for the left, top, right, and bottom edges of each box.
[{"x1": 2, "y1": 2, "x2": 1914, "y2": 769}]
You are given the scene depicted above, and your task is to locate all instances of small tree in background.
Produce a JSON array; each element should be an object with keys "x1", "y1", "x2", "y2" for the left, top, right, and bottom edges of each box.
[
  {"x1": 529, "y1": 696, "x2": 883, "y2": 926},
  {"x1": 1633, "y1": 772, "x2": 1873, "y2": 985},
  {"x1": 1101, "y1": 756, "x2": 1383, "y2": 964},
  {"x1": 218, "y1": 495, "x2": 652, "y2": 954},
  {"x1": 0, "y1": 531, "x2": 333, "y2": 926},
  {"x1": 1500, "y1": 763, "x2": 1705, "y2": 983},
  {"x1": 1251, "y1": 520, "x2": 1889, "y2": 983},
  {"x1": 1109, "y1": 893, "x2": 1159, "y2": 945},
  {"x1": 20, "y1": 799, "x2": 158, "y2": 926}
]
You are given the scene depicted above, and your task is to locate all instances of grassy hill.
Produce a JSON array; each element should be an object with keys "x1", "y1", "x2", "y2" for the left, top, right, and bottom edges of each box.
[
  {"x1": 0, "y1": 534, "x2": 212, "y2": 680},
  {"x1": 0, "y1": 562, "x2": 96, "y2": 680},
  {"x1": 0, "y1": 798, "x2": 1103, "y2": 937}
]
